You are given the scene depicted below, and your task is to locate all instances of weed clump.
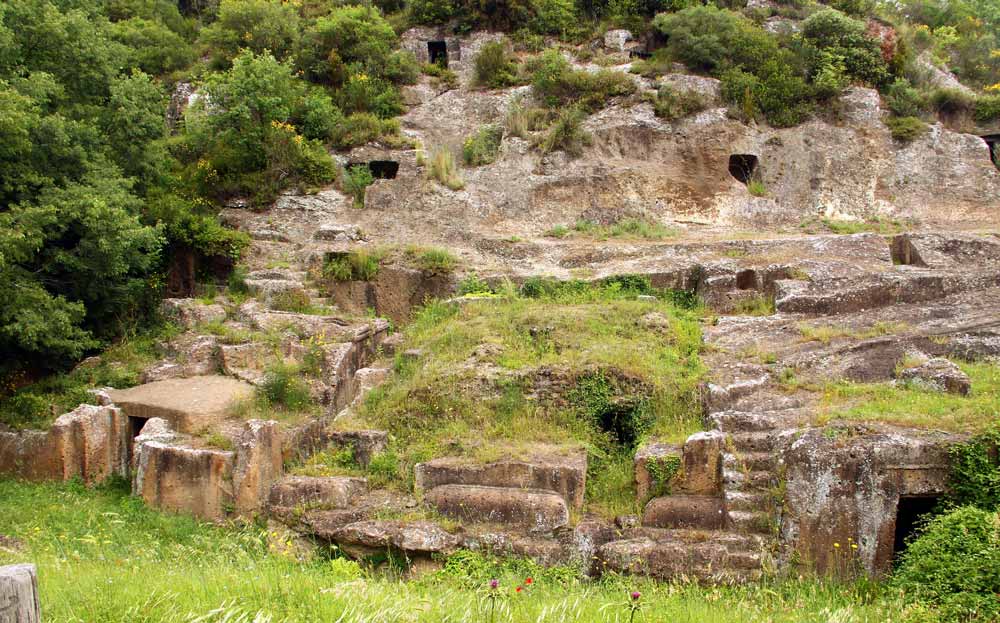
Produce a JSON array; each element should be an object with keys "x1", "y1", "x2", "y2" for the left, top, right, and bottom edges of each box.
[
  {"x1": 463, "y1": 125, "x2": 504, "y2": 166},
  {"x1": 323, "y1": 249, "x2": 385, "y2": 281}
]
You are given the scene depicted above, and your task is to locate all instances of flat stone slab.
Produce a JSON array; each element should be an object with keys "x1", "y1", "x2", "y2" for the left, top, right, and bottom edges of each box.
[
  {"x1": 109, "y1": 376, "x2": 254, "y2": 433},
  {"x1": 424, "y1": 484, "x2": 569, "y2": 532}
]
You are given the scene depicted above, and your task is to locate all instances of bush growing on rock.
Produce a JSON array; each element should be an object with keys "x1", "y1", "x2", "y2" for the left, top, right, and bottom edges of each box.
[
  {"x1": 537, "y1": 105, "x2": 592, "y2": 156},
  {"x1": 886, "y1": 114, "x2": 928, "y2": 141},
  {"x1": 531, "y1": 0, "x2": 577, "y2": 35},
  {"x1": 530, "y1": 48, "x2": 636, "y2": 111},
  {"x1": 474, "y1": 40, "x2": 520, "y2": 88},
  {"x1": 409, "y1": 0, "x2": 457, "y2": 25},
  {"x1": 649, "y1": 84, "x2": 707, "y2": 120},
  {"x1": 200, "y1": 0, "x2": 300, "y2": 66},
  {"x1": 463, "y1": 125, "x2": 504, "y2": 165},
  {"x1": 892, "y1": 506, "x2": 1000, "y2": 621},
  {"x1": 297, "y1": 5, "x2": 399, "y2": 84}
]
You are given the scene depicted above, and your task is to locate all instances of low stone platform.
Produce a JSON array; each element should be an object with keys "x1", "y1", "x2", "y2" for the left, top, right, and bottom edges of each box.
[{"x1": 109, "y1": 376, "x2": 254, "y2": 433}]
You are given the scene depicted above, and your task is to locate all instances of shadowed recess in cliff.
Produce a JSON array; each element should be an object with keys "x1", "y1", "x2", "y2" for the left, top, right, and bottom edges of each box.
[
  {"x1": 893, "y1": 495, "x2": 940, "y2": 562},
  {"x1": 728, "y1": 154, "x2": 759, "y2": 185},
  {"x1": 428, "y1": 41, "x2": 448, "y2": 67}
]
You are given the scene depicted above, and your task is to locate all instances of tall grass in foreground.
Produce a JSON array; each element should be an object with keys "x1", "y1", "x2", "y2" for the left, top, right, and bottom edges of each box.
[{"x1": 0, "y1": 446, "x2": 936, "y2": 623}]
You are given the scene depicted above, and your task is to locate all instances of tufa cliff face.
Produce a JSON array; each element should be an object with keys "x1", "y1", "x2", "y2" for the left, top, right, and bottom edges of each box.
[{"x1": 311, "y1": 31, "x2": 1000, "y2": 253}]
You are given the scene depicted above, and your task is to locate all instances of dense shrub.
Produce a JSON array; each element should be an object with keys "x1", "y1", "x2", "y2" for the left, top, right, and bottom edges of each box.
[
  {"x1": 885, "y1": 115, "x2": 928, "y2": 141},
  {"x1": 462, "y1": 125, "x2": 504, "y2": 165},
  {"x1": 409, "y1": 0, "x2": 457, "y2": 25},
  {"x1": 946, "y1": 429, "x2": 1000, "y2": 511},
  {"x1": 323, "y1": 249, "x2": 384, "y2": 281},
  {"x1": 341, "y1": 165, "x2": 374, "y2": 208},
  {"x1": 184, "y1": 50, "x2": 336, "y2": 203},
  {"x1": 330, "y1": 113, "x2": 401, "y2": 149},
  {"x1": 884, "y1": 78, "x2": 925, "y2": 117},
  {"x1": 537, "y1": 106, "x2": 591, "y2": 156},
  {"x1": 531, "y1": 0, "x2": 577, "y2": 35},
  {"x1": 530, "y1": 48, "x2": 635, "y2": 111},
  {"x1": 200, "y1": 0, "x2": 300, "y2": 66},
  {"x1": 298, "y1": 5, "x2": 398, "y2": 84},
  {"x1": 800, "y1": 9, "x2": 892, "y2": 89},
  {"x1": 474, "y1": 40, "x2": 520, "y2": 88},
  {"x1": 110, "y1": 18, "x2": 196, "y2": 75},
  {"x1": 650, "y1": 84, "x2": 707, "y2": 120},
  {"x1": 653, "y1": 6, "x2": 780, "y2": 74},
  {"x1": 892, "y1": 506, "x2": 1000, "y2": 621},
  {"x1": 929, "y1": 87, "x2": 975, "y2": 117},
  {"x1": 974, "y1": 95, "x2": 1000, "y2": 124}
]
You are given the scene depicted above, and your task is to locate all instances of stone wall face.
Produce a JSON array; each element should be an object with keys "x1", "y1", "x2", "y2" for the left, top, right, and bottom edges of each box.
[
  {"x1": 133, "y1": 439, "x2": 236, "y2": 520},
  {"x1": 0, "y1": 404, "x2": 128, "y2": 484},
  {"x1": 781, "y1": 426, "x2": 958, "y2": 576}
]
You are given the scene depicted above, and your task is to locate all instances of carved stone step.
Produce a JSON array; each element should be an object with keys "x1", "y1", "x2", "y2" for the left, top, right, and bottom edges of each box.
[
  {"x1": 728, "y1": 431, "x2": 783, "y2": 452},
  {"x1": 726, "y1": 510, "x2": 774, "y2": 534},
  {"x1": 723, "y1": 451, "x2": 778, "y2": 472},
  {"x1": 415, "y1": 450, "x2": 586, "y2": 510},
  {"x1": 723, "y1": 468, "x2": 776, "y2": 491},
  {"x1": 641, "y1": 495, "x2": 725, "y2": 530},
  {"x1": 724, "y1": 490, "x2": 772, "y2": 512},
  {"x1": 267, "y1": 476, "x2": 367, "y2": 514},
  {"x1": 423, "y1": 484, "x2": 569, "y2": 532},
  {"x1": 596, "y1": 536, "x2": 766, "y2": 583}
]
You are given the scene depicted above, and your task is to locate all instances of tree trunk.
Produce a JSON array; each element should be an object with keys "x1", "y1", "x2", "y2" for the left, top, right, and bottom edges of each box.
[{"x1": 0, "y1": 564, "x2": 40, "y2": 623}]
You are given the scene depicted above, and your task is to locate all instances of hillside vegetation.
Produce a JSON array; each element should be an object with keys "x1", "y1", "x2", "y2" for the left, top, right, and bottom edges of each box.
[{"x1": 3, "y1": 0, "x2": 1000, "y2": 388}]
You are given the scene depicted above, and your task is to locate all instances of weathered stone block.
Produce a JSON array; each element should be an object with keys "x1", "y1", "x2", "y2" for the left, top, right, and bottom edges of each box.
[
  {"x1": 634, "y1": 442, "x2": 681, "y2": 502},
  {"x1": 133, "y1": 437, "x2": 235, "y2": 521},
  {"x1": 233, "y1": 420, "x2": 284, "y2": 516},
  {"x1": 268, "y1": 476, "x2": 367, "y2": 511},
  {"x1": 424, "y1": 484, "x2": 569, "y2": 532},
  {"x1": 415, "y1": 450, "x2": 587, "y2": 510},
  {"x1": 642, "y1": 495, "x2": 726, "y2": 529},
  {"x1": 0, "y1": 563, "x2": 41, "y2": 623}
]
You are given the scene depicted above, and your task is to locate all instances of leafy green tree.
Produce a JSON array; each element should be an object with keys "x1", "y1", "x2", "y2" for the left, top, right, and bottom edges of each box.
[
  {"x1": 200, "y1": 0, "x2": 300, "y2": 66},
  {"x1": 111, "y1": 17, "x2": 196, "y2": 75},
  {"x1": 298, "y1": 5, "x2": 398, "y2": 84}
]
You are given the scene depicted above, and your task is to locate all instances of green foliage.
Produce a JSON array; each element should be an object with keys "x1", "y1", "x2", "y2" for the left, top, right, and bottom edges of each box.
[
  {"x1": 409, "y1": 0, "x2": 457, "y2": 25},
  {"x1": 200, "y1": 0, "x2": 300, "y2": 66},
  {"x1": 405, "y1": 246, "x2": 458, "y2": 275},
  {"x1": 462, "y1": 124, "x2": 504, "y2": 166},
  {"x1": 258, "y1": 362, "x2": 312, "y2": 410},
  {"x1": 0, "y1": 479, "x2": 929, "y2": 621},
  {"x1": 298, "y1": 5, "x2": 399, "y2": 85},
  {"x1": 474, "y1": 41, "x2": 520, "y2": 88},
  {"x1": 646, "y1": 453, "x2": 682, "y2": 499},
  {"x1": 530, "y1": 49, "x2": 636, "y2": 112},
  {"x1": 323, "y1": 249, "x2": 385, "y2": 281},
  {"x1": 649, "y1": 84, "x2": 707, "y2": 121},
  {"x1": 531, "y1": 0, "x2": 577, "y2": 35},
  {"x1": 885, "y1": 78, "x2": 925, "y2": 117},
  {"x1": 537, "y1": 106, "x2": 592, "y2": 156},
  {"x1": 110, "y1": 18, "x2": 196, "y2": 75},
  {"x1": 886, "y1": 115, "x2": 929, "y2": 141},
  {"x1": 330, "y1": 113, "x2": 401, "y2": 150},
  {"x1": 928, "y1": 87, "x2": 975, "y2": 117},
  {"x1": 184, "y1": 50, "x2": 336, "y2": 204},
  {"x1": 427, "y1": 146, "x2": 465, "y2": 190},
  {"x1": 974, "y1": 95, "x2": 1000, "y2": 124},
  {"x1": 892, "y1": 506, "x2": 1000, "y2": 621},
  {"x1": 457, "y1": 273, "x2": 494, "y2": 295},
  {"x1": 342, "y1": 164, "x2": 374, "y2": 208},
  {"x1": 0, "y1": 323, "x2": 179, "y2": 429},
  {"x1": 946, "y1": 429, "x2": 1000, "y2": 511}
]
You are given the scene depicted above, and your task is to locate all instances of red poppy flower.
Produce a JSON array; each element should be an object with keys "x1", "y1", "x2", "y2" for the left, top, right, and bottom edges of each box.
[
  {"x1": 516, "y1": 586, "x2": 523, "y2": 593},
  {"x1": 525, "y1": 577, "x2": 533, "y2": 585}
]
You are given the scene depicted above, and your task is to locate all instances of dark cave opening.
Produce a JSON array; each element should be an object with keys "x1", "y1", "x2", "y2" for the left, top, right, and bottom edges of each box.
[
  {"x1": 428, "y1": 40, "x2": 448, "y2": 67},
  {"x1": 348, "y1": 160, "x2": 399, "y2": 180},
  {"x1": 893, "y1": 495, "x2": 940, "y2": 561},
  {"x1": 982, "y1": 135, "x2": 999, "y2": 169},
  {"x1": 728, "y1": 154, "x2": 759, "y2": 185},
  {"x1": 127, "y1": 416, "x2": 149, "y2": 466},
  {"x1": 736, "y1": 269, "x2": 758, "y2": 290}
]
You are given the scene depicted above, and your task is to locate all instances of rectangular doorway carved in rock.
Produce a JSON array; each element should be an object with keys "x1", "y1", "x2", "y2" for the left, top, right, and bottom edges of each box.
[
  {"x1": 428, "y1": 41, "x2": 448, "y2": 67},
  {"x1": 893, "y1": 495, "x2": 939, "y2": 561}
]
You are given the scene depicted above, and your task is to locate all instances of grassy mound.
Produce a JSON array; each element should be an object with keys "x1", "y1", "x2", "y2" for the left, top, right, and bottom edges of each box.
[{"x1": 325, "y1": 279, "x2": 706, "y2": 516}]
